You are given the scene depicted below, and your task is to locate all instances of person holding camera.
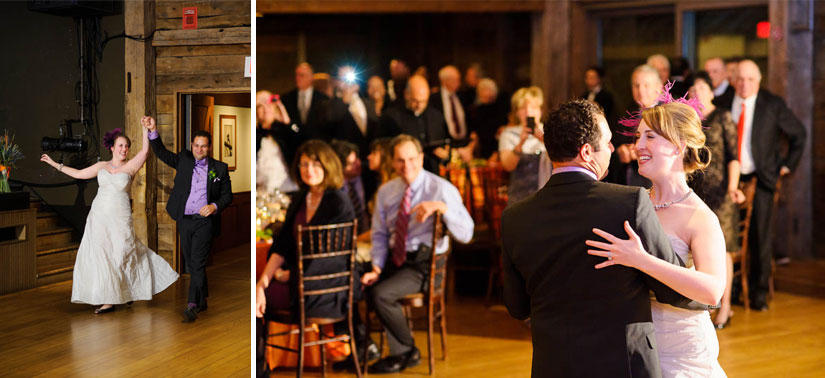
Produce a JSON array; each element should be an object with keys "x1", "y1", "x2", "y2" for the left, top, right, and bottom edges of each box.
[{"x1": 498, "y1": 86, "x2": 552, "y2": 205}]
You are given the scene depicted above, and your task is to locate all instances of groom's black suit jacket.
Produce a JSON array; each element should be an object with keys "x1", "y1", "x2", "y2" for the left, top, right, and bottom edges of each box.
[
  {"x1": 501, "y1": 171, "x2": 709, "y2": 378},
  {"x1": 149, "y1": 135, "x2": 233, "y2": 237}
]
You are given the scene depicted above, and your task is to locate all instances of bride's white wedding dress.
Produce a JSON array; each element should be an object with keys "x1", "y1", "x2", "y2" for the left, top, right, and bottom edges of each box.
[
  {"x1": 71, "y1": 170, "x2": 178, "y2": 305},
  {"x1": 650, "y1": 234, "x2": 726, "y2": 378}
]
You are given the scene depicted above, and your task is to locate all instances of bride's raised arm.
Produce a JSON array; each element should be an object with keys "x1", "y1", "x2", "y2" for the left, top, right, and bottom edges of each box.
[
  {"x1": 586, "y1": 212, "x2": 727, "y2": 306},
  {"x1": 40, "y1": 154, "x2": 104, "y2": 180},
  {"x1": 122, "y1": 118, "x2": 152, "y2": 175}
]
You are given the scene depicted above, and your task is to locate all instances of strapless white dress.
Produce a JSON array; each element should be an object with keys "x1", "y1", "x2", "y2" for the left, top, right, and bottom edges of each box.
[
  {"x1": 651, "y1": 234, "x2": 726, "y2": 377},
  {"x1": 71, "y1": 170, "x2": 179, "y2": 305}
]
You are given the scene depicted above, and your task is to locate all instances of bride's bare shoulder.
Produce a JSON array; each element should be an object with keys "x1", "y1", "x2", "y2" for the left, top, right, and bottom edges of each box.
[{"x1": 684, "y1": 198, "x2": 723, "y2": 244}]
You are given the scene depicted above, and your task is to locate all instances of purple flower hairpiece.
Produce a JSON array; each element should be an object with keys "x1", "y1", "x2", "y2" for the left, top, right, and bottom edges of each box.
[
  {"x1": 103, "y1": 128, "x2": 123, "y2": 149},
  {"x1": 616, "y1": 81, "x2": 706, "y2": 136}
]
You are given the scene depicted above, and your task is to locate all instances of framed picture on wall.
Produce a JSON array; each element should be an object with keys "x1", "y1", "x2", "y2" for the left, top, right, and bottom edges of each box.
[{"x1": 219, "y1": 114, "x2": 236, "y2": 171}]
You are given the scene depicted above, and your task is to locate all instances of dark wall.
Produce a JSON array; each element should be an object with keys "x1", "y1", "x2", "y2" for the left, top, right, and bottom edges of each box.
[
  {"x1": 257, "y1": 12, "x2": 532, "y2": 97},
  {"x1": 0, "y1": 1, "x2": 124, "y2": 207},
  {"x1": 814, "y1": 2, "x2": 825, "y2": 259}
]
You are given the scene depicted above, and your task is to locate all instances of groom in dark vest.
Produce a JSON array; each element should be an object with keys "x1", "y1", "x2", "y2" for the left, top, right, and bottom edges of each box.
[
  {"x1": 144, "y1": 117, "x2": 233, "y2": 323},
  {"x1": 500, "y1": 100, "x2": 709, "y2": 377}
]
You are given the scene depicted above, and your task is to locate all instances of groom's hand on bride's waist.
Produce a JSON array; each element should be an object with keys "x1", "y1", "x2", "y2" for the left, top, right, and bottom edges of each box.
[{"x1": 198, "y1": 204, "x2": 217, "y2": 217}]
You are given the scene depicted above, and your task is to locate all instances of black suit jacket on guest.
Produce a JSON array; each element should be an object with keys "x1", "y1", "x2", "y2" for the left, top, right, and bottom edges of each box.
[
  {"x1": 501, "y1": 172, "x2": 708, "y2": 378},
  {"x1": 717, "y1": 89, "x2": 807, "y2": 189},
  {"x1": 257, "y1": 121, "x2": 302, "y2": 169},
  {"x1": 377, "y1": 105, "x2": 449, "y2": 173},
  {"x1": 581, "y1": 88, "x2": 616, "y2": 125},
  {"x1": 328, "y1": 97, "x2": 377, "y2": 160},
  {"x1": 468, "y1": 99, "x2": 509, "y2": 158},
  {"x1": 149, "y1": 135, "x2": 233, "y2": 237},
  {"x1": 281, "y1": 88, "x2": 331, "y2": 142},
  {"x1": 270, "y1": 189, "x2": 356, "y2": 319},
  {"x1": 428, "y1": 89, "x2": 472, "y2": 120},
  {"x1": 712, "y1": 85, "x2": 736, "y2": 108}
]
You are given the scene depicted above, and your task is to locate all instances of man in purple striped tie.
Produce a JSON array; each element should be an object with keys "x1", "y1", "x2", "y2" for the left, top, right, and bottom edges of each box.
[{"x1": 361, "y1": 134, "x2": 474, "y2": 374}]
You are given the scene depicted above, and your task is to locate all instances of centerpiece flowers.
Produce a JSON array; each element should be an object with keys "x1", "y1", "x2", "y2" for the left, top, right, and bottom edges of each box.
[{"x1": 0, "y1": 130, "x2": 24, "y2": 193}]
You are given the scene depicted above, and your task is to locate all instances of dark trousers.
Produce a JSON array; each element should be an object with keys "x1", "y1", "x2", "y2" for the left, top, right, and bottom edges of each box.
[
  {"x1": 748, "y1": 180, "x2": 776, "y2": 302},
  {"x1": 369, "y1": 247, "x2": 442, "y2": 356},
  {"x1": 179, "y1": 216, "x2": 213, "y2": 308},
  {"x1": 256, "y1": 317, "x2": 269, "y2": 378}
]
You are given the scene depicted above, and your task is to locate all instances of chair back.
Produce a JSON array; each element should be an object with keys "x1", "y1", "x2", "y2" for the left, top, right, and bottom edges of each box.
[
  {"x1": 733, "y1": 178, "x2": 757, "y2": 255},
  {"x1": 429, "y1": 212, "x2": 448, "y2": 297},
  {"x1": 295, "y1": 219, "x2": 358, "y2": 320},
  {"x1": 480, "y1": 165, "x2": 509, "y2": 240}
]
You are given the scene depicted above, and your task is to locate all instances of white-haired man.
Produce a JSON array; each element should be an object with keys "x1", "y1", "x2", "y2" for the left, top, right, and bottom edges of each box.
[{"x1": 716, "y1": 59, "x2": 806, "y2": 311}]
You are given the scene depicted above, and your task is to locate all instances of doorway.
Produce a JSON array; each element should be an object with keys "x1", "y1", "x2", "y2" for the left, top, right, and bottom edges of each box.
[{"x1": 176, "y1": 91, "x2": 251, "y2": 273}]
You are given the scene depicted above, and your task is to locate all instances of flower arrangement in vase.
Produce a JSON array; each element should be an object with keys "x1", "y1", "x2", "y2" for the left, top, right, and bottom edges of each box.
[{"x1": 0, "y1": 130, "x2": 24, "y2": 193}]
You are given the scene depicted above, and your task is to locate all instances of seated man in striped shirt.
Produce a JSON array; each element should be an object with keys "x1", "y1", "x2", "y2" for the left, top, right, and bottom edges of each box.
[{"x1": 361, "y1": 134, "x2": 475, "y2": 374}]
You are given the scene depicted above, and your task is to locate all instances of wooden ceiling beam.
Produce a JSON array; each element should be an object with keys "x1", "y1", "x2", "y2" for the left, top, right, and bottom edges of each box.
[{"x1": 256, "y1": 0, "x2": 546, "y2": 14}]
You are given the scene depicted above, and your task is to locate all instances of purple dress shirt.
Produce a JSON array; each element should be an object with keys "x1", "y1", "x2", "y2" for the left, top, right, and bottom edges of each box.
[{"x1": 148, "y1": 130, "x2": 217, "y2": 215}]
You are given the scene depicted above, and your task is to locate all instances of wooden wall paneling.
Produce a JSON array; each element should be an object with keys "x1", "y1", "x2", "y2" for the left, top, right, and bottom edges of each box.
[
  {"x1": 156, "y1": 15, "x2": 250, "y2": 30},
  {"x1": 157, "y1": 73, "x2": 251, "y2": 94},
  {"x1": 155, "y1": 0, "x2": 250, "y2": 18},
  {"x1": 156, "y1": 44, "x2": 251, "y2": 58},
  {"x1": 531, "y1": 0, "x2": 571, "y2": 109},
  {"x1": 257, "y1": 0, "x2": 546, "y2": 14},
  {"x1": 212, "y1": 191, "x2": 251, "y2": 253},
  {"x1": 570, "y1": 2, "x2": 599, "y2": 99},
  {"x1": 767, "y1": 0, "x2": 814, "y2": 260},
  {"x1": 156, "y1": 55, "x2": 248, "y2": 75},
  {"x1": 153, "y1": 27, "x2": 251, "y2": 47},
  {"x1": 150, "y1": 1, "x2": 251, "y2": 271},
  {"x1": 0, "y1": 209, "x2": 37, "y2": 295},
  {"x1": 125, "y1": 0, "x2": 159, "y2": 254}
]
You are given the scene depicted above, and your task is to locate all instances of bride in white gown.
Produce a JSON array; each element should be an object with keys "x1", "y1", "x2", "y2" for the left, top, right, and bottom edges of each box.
[
  {"x1": 586, "y1": 101, "x2": 727, "y2": 377},
  {"x1": 41, "y1": 117, "x2": 178, "y2": 314}
]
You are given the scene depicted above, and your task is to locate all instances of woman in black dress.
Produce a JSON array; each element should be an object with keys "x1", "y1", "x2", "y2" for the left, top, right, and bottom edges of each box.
[
  {"x1": 255, "y1": 140, "x2": 358, "y2": 376},
  {"x1": 689, "y1": 71, "x2": 745, "y2": 329},
  {"x1": 256, "y1": 139, "x2": 355, "y2": 318}
]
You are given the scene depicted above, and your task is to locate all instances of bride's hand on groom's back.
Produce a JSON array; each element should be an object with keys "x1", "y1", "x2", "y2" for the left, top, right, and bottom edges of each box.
[{"x1": 585, "y1": 221, "x2": 650, "y2": 270}]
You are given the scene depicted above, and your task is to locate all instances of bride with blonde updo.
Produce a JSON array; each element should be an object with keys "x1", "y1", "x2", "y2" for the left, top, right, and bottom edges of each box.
[{"x1": 586, "y1": 101, "x2": 727, "y2": 377}]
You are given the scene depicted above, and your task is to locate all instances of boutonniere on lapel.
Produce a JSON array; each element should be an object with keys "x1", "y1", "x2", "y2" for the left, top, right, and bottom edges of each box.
[{"x1": 208, "y1": 169, "x2": 220, "y2": 183}]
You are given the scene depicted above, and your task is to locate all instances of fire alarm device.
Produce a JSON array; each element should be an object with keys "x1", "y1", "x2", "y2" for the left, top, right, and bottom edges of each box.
[{"x1": 182, "y1": 7, "x2": 197, "y2": 30}]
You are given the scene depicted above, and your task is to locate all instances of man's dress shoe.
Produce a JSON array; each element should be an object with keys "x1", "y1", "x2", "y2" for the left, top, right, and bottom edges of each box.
[
  {"x1": 333, "y1": 342, "x2": 380, "y2": 371},
  {"x1": 368, "y1": 347, "x2": 420, "y2": 374},
  {"x1": 181, "y1": 307, "x2": 198, "y2": 323}
]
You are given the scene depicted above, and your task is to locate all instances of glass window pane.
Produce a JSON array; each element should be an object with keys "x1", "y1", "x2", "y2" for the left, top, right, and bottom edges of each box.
[
  {"x1": 600, "y1": 12, "x2": 675, "y2": 111},
  {"x1": 695, "y1": 7, "x2": 769, "y2": 73}
]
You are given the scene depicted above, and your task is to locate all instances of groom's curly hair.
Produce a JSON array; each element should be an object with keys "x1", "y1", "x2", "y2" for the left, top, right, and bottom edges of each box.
[{"x1": 544, "y1": 99, "x2": 604, "y2": 162}]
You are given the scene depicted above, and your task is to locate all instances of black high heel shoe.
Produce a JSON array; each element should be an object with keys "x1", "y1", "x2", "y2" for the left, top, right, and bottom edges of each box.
[{"x1": 94, "y1": 305, "x2": 116, "y2": 314}]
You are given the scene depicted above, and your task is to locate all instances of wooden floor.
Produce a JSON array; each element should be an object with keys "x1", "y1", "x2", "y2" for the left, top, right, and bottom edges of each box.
[
  {"x1": 0, "y1": 243, "x2": 251, "y2": 378},
  {"x1": 270, "y1": 291, "x2": 825, "y2": 377}
]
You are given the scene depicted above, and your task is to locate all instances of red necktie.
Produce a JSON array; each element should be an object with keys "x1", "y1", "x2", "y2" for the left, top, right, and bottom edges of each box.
[
  {"x1": 392, "y1": 186, "x2": 412, "y2": 267},
  {"x1": 451, "y1": 93, "x2": 463, "y2": 137},
  {"x1": 736, "y1": 102, "x2": 745, "y2": 159}
]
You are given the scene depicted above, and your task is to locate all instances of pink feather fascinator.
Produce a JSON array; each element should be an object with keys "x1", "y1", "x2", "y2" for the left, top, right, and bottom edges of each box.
[{"x1": 616, "y1": 81, "x2": 706, "y2": 136}]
